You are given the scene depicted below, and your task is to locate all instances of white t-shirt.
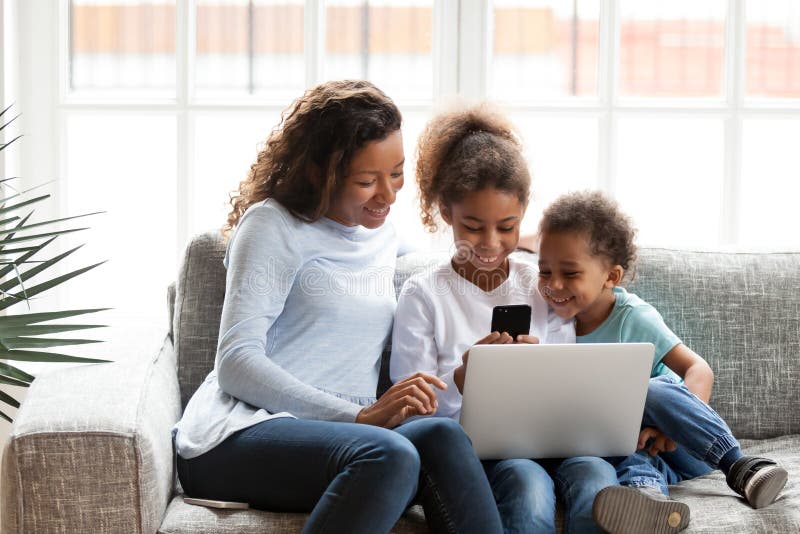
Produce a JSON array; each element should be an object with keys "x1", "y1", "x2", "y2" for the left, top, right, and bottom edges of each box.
[{"x1": 390, "y1": 256, "x2": 576, "y2": 421}]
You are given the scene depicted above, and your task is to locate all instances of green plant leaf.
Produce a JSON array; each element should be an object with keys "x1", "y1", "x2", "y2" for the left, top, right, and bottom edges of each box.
[
  {"x1": 0, "y1": 375, "x2": 29, "y2": 388},
  {"x1": 0, "y1": 389, "x2": 21, "y2": 410},
  {"x1": 0, "y1": 349, "x2": 109, "y2": 363},
  {"x1": 0, "y1": 236, "x2": 57, "y2": 279},
  {"x1": 0, "y1": 102, "x2": 15, "y2": 120},
  {"x1": 0, "y1": 308, "x2": 109, "y2": 326},
  {"x1": 1, "y1": 337, "x2": 103, "y2": 349},
  {"x1": 0, "y1": 194, "x2": 49, "y2": 217},
  {"x1": 0, "y1": 361, "x2": 34, "y2": 382},
  {"x1": 0, "y1": 111, "x2": 19, "y2": 134},
  {"x1": 0, "y1": 135, "x2": 22, "y2": 152},
  {"x1": 0, "y1": 261, "x2": 106, "y2": 311},
  {"x1": 0, "y1": 180, "x2": 54, "y2": 205},
  {"x1": 0, "y1": 244, "x2": 83, "y2": 294},
  {"x1": 0, "y1": 227, "x2": 88, "y2": 246},
  {"x1": 0, "y1": 410, "x2": 12, "y2": 423},
  {"x1": 0, "y1": 324, "x2": 106, "y2": 337},
  {"x1": 0, "y1": 216, "x2": 20, "y2": 226},
  {"x1": 0, "y1": 212, "x2": 103, "y2": 235},
  {"x1": 0, "y1": 211, "x2": 35, "y2": 254}
]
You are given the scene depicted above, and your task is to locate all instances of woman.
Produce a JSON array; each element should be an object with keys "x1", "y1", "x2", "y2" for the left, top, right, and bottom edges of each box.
[{"x1": 172, "y1": 80, "x2": 503, "y2": 534}]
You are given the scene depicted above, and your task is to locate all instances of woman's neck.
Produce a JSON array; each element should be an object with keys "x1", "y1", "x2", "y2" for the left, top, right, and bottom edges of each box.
[{"x1": 451, "y1": 257, "x2": 510, "y2": 292}]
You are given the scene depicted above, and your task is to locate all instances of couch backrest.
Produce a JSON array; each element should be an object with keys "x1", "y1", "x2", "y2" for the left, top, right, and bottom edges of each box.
[
  {"x1": 170, "y1": 233, "x2": 800, "y2": 439},
  {"x1": 172, "y1": 232, "x2": 227, "y2": 409},
  {"x1": 624, "y1": 248, "x2": 800, "y2": 440}
]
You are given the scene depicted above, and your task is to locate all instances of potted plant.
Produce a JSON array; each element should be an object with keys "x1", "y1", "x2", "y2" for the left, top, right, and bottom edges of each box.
[{"x1": 0, "y1": 103, "x2": 108, "y2": 423}]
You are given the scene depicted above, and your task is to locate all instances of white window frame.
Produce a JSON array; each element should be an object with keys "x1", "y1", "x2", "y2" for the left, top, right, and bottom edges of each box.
[{"x1": 9, "y1": 0, "x2": 800, "y2": 255}]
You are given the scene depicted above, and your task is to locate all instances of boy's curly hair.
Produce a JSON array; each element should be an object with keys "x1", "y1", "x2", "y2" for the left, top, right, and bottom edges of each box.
[
  {"x1": 415, "y1": 102, "x2": 530, "y2": 232},
  {"x1": 224, "y1": 80, "x2": 402, "y2": 235},
  {"x1": 539, "y1": 190, "x2": 638, "y2": 277}
]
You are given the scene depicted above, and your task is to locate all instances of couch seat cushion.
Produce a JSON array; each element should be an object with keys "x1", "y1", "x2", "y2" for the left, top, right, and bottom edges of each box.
[
  {"x1": 158, "y1": 498, "x2": 427, "y2": 534},
  {"x1": 675, "y1": 434, "x2": 800, "y2": 532}
]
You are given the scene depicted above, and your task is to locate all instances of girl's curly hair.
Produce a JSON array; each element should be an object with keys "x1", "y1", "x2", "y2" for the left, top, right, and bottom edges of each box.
[
  {"x1": 224, "y1": 80, "x2": 402, "y2": 235},
  {"x1": 539, "y1": 190, "x2": 638, "y2": 277},
  {"x1": 415, "y1": 102, "x2": 530, "y2": 232}
]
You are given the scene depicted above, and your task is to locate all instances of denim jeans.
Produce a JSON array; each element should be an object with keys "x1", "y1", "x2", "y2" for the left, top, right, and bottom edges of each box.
[
  {"x1": 177, "y1": 416, "x2": 503, "y2": 534},
  {"x1": 483, "y1": 456, "x2": 617, "y2": 534},
  {"x1": 610, "y1": 375, "x2": 738, "y2": 494}
]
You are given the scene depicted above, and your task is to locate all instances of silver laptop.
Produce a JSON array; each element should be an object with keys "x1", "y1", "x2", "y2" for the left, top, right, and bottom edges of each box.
[{"x1": 459, "y1": 343, "x2": 654, "y2": 459}]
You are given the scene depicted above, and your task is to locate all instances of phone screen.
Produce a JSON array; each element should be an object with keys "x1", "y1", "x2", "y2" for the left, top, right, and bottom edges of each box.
[{"x1": 491, "y1": 304, "x2": 532, "y2": 339}]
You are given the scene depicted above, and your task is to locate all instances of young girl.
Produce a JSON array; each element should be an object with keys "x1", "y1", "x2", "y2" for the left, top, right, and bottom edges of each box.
[
  {"x1": 390, "y1": 104, "x2": 617, "y2": 534},
  {"x1": 536, "y1": 191, "x2": 789, "y2": 534}
]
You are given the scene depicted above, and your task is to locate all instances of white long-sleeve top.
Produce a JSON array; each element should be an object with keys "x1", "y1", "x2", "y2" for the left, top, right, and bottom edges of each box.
[
  {"x1": 173, "y1": 199, "x2": 398, "y2": 459},
  {"x1": 390, "y1": 256, "x2": 575, "y2": 421}
]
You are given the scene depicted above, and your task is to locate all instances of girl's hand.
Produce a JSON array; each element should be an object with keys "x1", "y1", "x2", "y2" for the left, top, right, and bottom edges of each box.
[
  {"x1": 515, "y1": 334, "x2": 540, "y2": 344},
  {"x1": 356, "y1": 372, "x2": 447, "y2": 429},
  {"x1": 637, "y1": 426, "x2": 677, "y2": 456},
  {"x1": 454, "y1": 332, "x2": 514, "y2": 392}
]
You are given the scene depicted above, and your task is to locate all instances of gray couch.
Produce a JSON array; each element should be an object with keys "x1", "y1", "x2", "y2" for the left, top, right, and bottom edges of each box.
[{"x1": 2, "y1": 231, "x2": 799, "y2": 533}]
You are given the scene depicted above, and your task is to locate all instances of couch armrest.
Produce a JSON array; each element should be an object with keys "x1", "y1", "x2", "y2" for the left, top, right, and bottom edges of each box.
[{"x1": 1, "y1": 335, "x2": 180, "y2": 534}]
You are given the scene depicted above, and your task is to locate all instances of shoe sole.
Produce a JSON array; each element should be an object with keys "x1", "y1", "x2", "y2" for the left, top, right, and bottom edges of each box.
[
  {"x1": 593, "y1": 486, "x2": 690, "y2": 534},
  {"x1": 745, "y1": 465, "x2": 788, "y2": 509}
]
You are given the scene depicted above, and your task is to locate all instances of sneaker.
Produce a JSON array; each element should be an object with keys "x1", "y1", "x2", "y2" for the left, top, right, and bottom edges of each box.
[
  {"x1": 726, "y1": 456, "x2": 788, "y2": 509},
  {"x1": 592, "y1": 486, "x2": 690, "y2": 534}
]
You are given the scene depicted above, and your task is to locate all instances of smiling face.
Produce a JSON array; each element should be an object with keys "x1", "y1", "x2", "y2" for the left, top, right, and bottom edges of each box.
[
  {"x1": 441, "y1": 188, "x2": 525, "y2": 287},
  {"x1": 537, "y1": 230, "x2": 623, "y2": 334},
  {"x1": 326, "y1": 130, "x2": 405, "y2": 229}
]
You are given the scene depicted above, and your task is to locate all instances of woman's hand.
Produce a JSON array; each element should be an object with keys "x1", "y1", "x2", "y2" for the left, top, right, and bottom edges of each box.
[
  {"x1": 356, "y1": 372, "x2": 447, "y2": 429},
  {"x1": 514, "y1": 334, "x2": 540, "y2": 344},
  {"x1": 637, "y1": 426, "x2": 677, "y2": 456}
]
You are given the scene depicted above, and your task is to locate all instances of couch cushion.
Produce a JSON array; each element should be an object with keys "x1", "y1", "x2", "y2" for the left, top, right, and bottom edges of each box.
[
  {"x1": 626, "y1": 249, "x2": 800, "y2": 439},
  {"x1": 158, "y1": 498, "x2": 428, "y2": 534},
  {"x1": 173, "y1": 232, "x2": 228, "y2": 409},
  {"x1": 674, "y1": 434, "x2": 800, "y2": 532}
]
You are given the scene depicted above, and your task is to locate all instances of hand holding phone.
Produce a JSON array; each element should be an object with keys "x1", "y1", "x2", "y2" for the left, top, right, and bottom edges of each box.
[{"x1": 490, "y1": 304, "x2": 532, "y2": 340}]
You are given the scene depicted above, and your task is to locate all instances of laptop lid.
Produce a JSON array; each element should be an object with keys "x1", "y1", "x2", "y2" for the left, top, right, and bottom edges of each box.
[{"x1": 459, "y1": 343, "x2": 654, "y2": 459}]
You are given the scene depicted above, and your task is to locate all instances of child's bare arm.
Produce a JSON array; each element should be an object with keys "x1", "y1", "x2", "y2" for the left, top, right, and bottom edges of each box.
[{"x1": 661, "y1": 344, "x2": 714, "y2": 403}]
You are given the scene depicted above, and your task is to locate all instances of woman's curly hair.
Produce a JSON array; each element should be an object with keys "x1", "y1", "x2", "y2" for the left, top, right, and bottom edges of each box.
[
  {"x1": 224, "y1": 80, "x2": 402, "y2": 235},
  {"x1": 415, "y1": 102, "x2": 530, "y2": 232},
  {"x1": 539, "y1": 190, "x2": 638, "y2": 278}
]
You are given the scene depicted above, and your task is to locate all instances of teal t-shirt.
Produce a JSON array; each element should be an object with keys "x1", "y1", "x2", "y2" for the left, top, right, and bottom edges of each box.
[{"x1": 577, "y1": 287, "x2": 682, "y2": 381}]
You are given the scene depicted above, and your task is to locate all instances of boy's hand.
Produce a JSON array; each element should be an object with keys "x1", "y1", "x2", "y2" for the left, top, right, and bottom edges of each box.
[
  {"x1": 514, "y1": 334, "x2": 540, "y2": 344},
  {"x1": 637, "y1": 427, "x2": 677, "y2": 456}
]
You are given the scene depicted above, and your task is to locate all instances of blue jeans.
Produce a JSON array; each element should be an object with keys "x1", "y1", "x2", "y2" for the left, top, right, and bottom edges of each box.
[
  {"x1": 484, "y1": 456, "x2": 617, "y2": 534},
  {"x1": 610, "y1": 376, "x2": 738, "y2": 494},
  {"x1": 177, "y1": 416, "x2": 502, "y2": 534}
]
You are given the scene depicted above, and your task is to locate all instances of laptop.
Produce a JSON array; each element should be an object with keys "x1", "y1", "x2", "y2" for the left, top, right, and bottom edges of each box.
[{"x1": 459, "y1": 343, "x2": 654, "y2": 459}]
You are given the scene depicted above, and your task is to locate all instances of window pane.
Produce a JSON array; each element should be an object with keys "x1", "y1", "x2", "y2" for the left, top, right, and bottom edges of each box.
[
  {"x1": 740, "y1": 119, "x2": 800, "y2": 248},
  {"x1": 619, "y1": 0, "x2": 726, "y2": 98},
  {"x1": 192, "y1": 112, "x2": 281, "y2": 235},
  {"x1": 514, "y1": 115, "x2": 599, "y2": 233},
  {"x1": 615, "y1": 117, "x2": 723, "y2": 247},
  {"x1": 195, "y1": 0, "x2": 305, "y2": 99},
  {"x1": 324, "y1": 0, "x2": 433, "y2": 101},
  {"x1": 745, "y1": 1, "x2": 800, "y2": 98},
  {"x1": 490, "y1": 0, "x2": 600, "y2": 100},
  {"x1": 69, "y1": 0, "x2": 175, "y2": 95},
  {"x1": 64, "y1": 114, "x2": 177, "y2": 328}
]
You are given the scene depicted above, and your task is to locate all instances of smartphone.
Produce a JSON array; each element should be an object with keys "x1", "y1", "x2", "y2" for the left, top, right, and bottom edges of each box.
[
  {"x1": 183, "y1": 497, "x2": 250, "y2": 510},
  {"x1": 491, "y1": 304, "x2": 532, "y2": 340}
]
